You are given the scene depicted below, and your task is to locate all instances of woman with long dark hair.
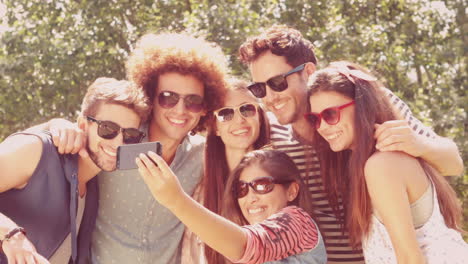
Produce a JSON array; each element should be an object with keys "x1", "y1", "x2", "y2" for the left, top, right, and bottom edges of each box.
[
  {"x1": 136, "y1": 149, "x2": 326, "y2": 264},
  {"x1": 306, "y1": 61, "x2": 467, "y2": 263},
  {"x1": 186, "y1": 78, "x2": 271, "y2": 263}
]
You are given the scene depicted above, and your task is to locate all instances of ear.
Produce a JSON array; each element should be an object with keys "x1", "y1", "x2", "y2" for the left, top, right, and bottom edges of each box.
[
  {"x1": 286, "y1": 182, "x2": 300, "y2": 202},
  {"x1": 304, "y1": 62, "x2": 316, "y2": 77},
  {"x1": 77, "y1": 115, "x2": 88, "y2": 132}
]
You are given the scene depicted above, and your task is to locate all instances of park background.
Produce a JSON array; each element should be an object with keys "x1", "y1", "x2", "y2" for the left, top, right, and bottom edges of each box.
[{"x1": 0, "y1": 0, "x2": 466, "y2": 239}]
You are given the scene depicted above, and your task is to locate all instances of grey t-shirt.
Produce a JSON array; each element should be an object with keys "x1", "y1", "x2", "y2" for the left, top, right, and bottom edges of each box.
[{"x1": 91, "y1": 134, "x2": 205, "y2": 264}]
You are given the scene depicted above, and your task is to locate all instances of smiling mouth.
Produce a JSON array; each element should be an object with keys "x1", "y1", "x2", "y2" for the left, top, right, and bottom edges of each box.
[
  {"x1": 248, "y1": 207, "x2": 265, "y2": 214},
  {"x1": 168, "y1": 117, "x2": 186, "y2": 125},
  {"x1": 325, "y1": 131, "x2": 342, "y2": 140},
  {"x1": 231, "y1": 128, "x2": 250, "y2": 136},
  {"x1": 102, "y1": 147, "x2": 117, "y2": 157},
  {"x1": 272, "y1": 101, "x2": 287, "y2": 111}
]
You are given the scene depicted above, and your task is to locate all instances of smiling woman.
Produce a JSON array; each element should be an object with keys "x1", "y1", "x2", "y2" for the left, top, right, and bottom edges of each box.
[
  {"x1": 306, "y1": 61, "x2": 468, "y2": 264},
  {"x1": 136, "y1": 149, "x2": 327, "y2": 264}
]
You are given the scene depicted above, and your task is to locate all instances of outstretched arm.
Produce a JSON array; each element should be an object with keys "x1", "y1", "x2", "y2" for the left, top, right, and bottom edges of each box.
[
  {"x1": 375, "y1": 89, "x2": 463, "y2": 176},
  {"x1": 136, "y1": 151, "x2": 248, "y2": 261}
]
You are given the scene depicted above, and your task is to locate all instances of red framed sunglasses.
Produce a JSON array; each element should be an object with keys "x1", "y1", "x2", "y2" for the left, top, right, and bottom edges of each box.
[{"x1": 305, "y1": 101, "x2": 355, "y2": 129}]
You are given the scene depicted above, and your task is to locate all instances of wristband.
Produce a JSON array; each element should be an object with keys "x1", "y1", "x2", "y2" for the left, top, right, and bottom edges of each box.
[{"x1": 1, "y1": 227, "x2": 26, "y2": 242}]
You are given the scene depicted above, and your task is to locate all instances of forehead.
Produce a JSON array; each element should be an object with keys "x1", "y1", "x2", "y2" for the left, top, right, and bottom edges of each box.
[
  {"x1": 249, "y1": 51, "x2": 292, "y2": 82},
  {"x1": 157, "y1": 72, "x2": 205, "y2": 96},
  {"x1": 309, "y1": 91, "x2": 353, "y2": 112},
  {"x1": 223, "y1": 90, "x2": 257, "y2": 107},
  {"x1": 239, "y1": 163, "x2": 267, "y2": 182},
  {"x1": 93, "y1": 103, "x2": 140, "y2": 127}
]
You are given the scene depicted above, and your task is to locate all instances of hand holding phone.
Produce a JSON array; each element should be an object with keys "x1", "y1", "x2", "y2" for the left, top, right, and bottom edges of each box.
[{"x1": 117, "y1": 141, "x2": 162, "y2": 170}]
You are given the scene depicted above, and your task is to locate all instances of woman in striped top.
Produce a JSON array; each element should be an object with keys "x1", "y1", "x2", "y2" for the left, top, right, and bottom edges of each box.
[
  {"x1": 136, "y1": 149, "x2": 327, "y2": 264},
  {"x1": 306, "y1": 61, "x2": 467, "y2": 264}
]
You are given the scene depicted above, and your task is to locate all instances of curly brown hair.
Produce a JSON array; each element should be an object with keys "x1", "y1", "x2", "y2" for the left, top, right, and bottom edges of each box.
[
  {"x1": 239, "y1": 24, "x2": 317, "y2": 68},
  {"x1": 126, "y1": 32, "x2": 229, "y2": 134}
]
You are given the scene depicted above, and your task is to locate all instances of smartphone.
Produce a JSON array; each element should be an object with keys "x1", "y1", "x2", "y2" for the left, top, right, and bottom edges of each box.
[{"x1": 117, "y1": 141, "x2": 162, "y2": 170}]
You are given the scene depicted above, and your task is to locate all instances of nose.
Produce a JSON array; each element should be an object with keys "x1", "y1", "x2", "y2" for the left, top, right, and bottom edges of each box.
[
  {"x1": 232, "y1": 110, "x2": 246, "y2": 124},
  {"x1": 245, "y1": 186, "x2": 259, "y2": 203},
  {"x1": 109, "y1": 131, "x2": 124, "y2": 149},
  {"x1": 173, "y1": 98, "x2": 187, "y2": 114}
]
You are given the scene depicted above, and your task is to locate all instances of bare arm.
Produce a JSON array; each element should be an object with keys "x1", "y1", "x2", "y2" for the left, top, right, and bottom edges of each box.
[
  {"x1": 136, "y1": 151, "x2": 248, "y2": 261},
  {"x1": 364, "y1": 151, "x2": 427, "y2": 264},
  {"x1": 376, "y1": 89, "x2": 463, "y2": 176},
  {"x1": 1, "y1": 213, "x2": 50, "y2": 264},
  {"x1": 0, "y1": 134, "x2": 43, "y2": 192}
]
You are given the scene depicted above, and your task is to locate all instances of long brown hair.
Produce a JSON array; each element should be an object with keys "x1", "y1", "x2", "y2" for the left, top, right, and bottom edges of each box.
[
  {"x1": 307, "y1": 61, "x2": 463, "y2": 247},
  {"x1": 203, "y1": 78, "x2": 270, "y2": 264}
]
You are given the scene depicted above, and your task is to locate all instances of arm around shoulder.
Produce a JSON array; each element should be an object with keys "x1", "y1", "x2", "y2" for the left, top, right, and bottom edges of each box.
[{"x1": 0, "y1": 134, "x2": 43, "y2": 192}]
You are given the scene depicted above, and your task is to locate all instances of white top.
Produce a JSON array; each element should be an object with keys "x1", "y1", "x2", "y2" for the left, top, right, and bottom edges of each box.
[{"x1": 363, "y1": 183, "x2": 468, "y2": 264}]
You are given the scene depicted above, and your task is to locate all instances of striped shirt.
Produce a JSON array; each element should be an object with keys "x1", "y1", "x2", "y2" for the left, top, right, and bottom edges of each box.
[
  {"x1": 269, "y1": 89, "x2": 435, "y2": 263},
  {"x1": 233, "y1": 206, "x2": 323, "y2": 264}
]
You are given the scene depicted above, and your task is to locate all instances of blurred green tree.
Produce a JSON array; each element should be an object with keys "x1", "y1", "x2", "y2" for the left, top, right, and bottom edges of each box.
[{"x1": 1, "y1": 0, "x2": 466, "y2": 237}]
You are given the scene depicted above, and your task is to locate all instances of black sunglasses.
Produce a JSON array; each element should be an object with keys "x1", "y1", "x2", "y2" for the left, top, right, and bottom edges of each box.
[
  {"x1": 86, "y1": 116, "x2": 145, "y2": 144},
  {"x1": 158, "y1": 91, "x2": 204, "y2": 113},
  {"x1": 235, "y1": 176, "x2": 293, "y2": 199},
  {"x1": 304, "y1": 101, "x2": 355, "y2": 129},
  {"x1": 247, "y1": 63, "x2": 306, "y2": 98},
  {"x1": 213, "y1": 103, "x2": 258, "y2": 122}
]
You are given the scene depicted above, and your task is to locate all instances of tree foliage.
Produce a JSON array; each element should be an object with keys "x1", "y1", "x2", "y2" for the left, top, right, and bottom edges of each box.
[{"x1": 1, "y1": 0, "x2": 466, "y2": 234}]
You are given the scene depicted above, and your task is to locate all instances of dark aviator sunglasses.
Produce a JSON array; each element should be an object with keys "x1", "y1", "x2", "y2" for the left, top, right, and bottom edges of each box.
[
  {"x1": 86, "y1": 116, "x2": 145, "y2": 144},
  {"x1": 158, "y1": 91, "x2": 204, "y2": 113},
  {"x1": 247, "y1": 63, "x2": 306, "y2": 98}
]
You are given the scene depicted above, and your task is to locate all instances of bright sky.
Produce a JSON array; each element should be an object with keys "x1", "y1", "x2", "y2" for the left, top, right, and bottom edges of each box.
[{"x1": 0, "y1": 2, "x2": 7, "y2": 35}]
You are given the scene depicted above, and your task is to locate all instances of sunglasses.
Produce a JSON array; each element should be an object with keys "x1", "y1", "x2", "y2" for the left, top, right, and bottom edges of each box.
[
  {"x1": 86, "y1": 116, "x2": 145, "y2": 144},
  {"x1": 235, "y1": 176, "x2": 293, "y2": 199},
  {"x1": 304, "y1": 101, "x2": 355, "y2": 129},
  {"x1": 158, "y1": 91, "x2": 204, "y2": 113},
  {"x1": 213, "y1": 103, "x2": 258, "y2": 122},
  {"x1": 247, "y1": 63, "x2": 306, "y2": 98}
]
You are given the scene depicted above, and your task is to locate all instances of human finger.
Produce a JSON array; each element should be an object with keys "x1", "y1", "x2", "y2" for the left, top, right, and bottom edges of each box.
[
  {"x1": 375, "y1": 126, "x2": 410, "y2": 145},
  {"x1": 64, "y1": 129, "x2": 77, "y2": 154},
  {"x1": 25, "y1": 253, "x2": 37, "y2": 264},
  {"x1": 57, "y1": 130, "x2": 68, "y2": 154},
  {"x1": 374, "y1": 120, "x2": 406, "y2": 139},
  {"x1": 376, "y1": 134, "x2": 404, "y2": 150},
  {"x1": 146, "y1": 151, "x2": 171, "y2": 175}
]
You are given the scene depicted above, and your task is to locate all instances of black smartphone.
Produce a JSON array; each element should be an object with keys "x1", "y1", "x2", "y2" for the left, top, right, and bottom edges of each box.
[{"x1": 117, "y1": 141, "x2": 162, "y2": 170}]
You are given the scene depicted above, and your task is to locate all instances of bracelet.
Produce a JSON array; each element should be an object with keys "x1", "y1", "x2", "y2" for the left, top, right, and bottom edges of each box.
[{"x1": 2, "y1": 227, "x2": 26, "y2": 242}]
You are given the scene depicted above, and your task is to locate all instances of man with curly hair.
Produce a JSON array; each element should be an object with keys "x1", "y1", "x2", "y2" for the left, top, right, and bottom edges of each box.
[
  {"x1": 238, "y1": 24, "x2": 463, "y2": 263},
  {"x1": 87, "y1": 33, "x2": 228, "y2": 264},
  {"x1": 45, "y1": 33, "x2": 228, "y2": 263}
]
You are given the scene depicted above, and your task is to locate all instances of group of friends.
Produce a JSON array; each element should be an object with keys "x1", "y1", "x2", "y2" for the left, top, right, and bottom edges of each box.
[{"x1": 0, "y1": 25, "x2": 467, "y2": 264}]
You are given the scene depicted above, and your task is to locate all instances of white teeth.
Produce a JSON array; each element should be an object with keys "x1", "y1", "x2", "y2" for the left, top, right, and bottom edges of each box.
[
  {"x1": 326, "y1": 132, "x2": 342, "y2": 140},
  {"x1": 103, "y1": 148, "x2": 116, "y2": 157},
  {"x1": 169, "y1": 118, "x2": 185, "y2": 124},
  {"x1": 273, "y1": 102, "x2": 286, "y2": 110},
  {"x1": 232, "y1": 128, "x2": 249, "y2": 135},
  {"x1": 248, "y1": 208, "x2": 265, "y2": 214}
]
